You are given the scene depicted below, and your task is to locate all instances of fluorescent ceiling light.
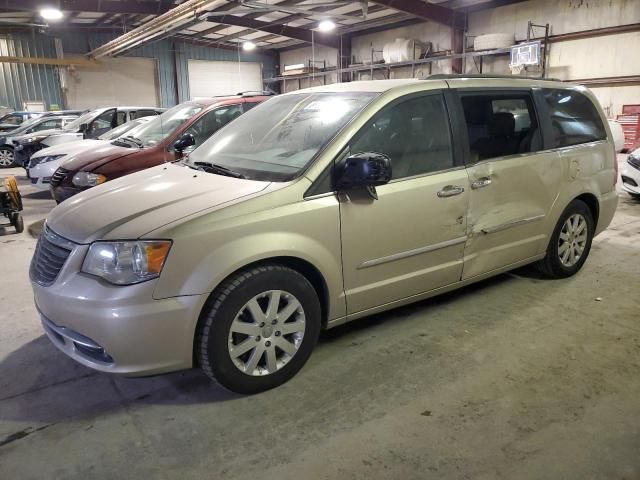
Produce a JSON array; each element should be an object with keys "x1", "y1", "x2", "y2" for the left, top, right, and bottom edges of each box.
[
  {"x1": 40, "y1": 8, "x2": 64, "y2": 21},
  {"x1": 242, "y1": 41, "x2": 256, "y2": 51},
  {"x1": 318, "y1": 20, "x2": 336, "y2": 32}
]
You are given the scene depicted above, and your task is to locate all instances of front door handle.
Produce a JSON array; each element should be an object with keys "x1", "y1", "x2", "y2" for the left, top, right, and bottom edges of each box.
[
  {"x1": 437, "y1": 185, "x2": 465, "y2": 198},
  {"x1": 471, "y1": 177, "x2": 492, "y2": 189}
]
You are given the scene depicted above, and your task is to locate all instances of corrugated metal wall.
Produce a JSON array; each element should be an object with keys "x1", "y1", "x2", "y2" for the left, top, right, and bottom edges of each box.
[
  {"x1": 0, "y1": 30, "x2": 277, "y2": 110},
  {"x1": 0, "y1": 32, "x2": 64, "y2": 110}
]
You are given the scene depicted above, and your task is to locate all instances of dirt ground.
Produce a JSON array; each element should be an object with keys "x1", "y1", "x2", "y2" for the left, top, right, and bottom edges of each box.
[{"x1": 1, "y1": 161, "x2": 639, "y2": 479}]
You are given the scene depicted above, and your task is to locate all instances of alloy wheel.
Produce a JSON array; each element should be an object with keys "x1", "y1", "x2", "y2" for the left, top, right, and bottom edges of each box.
[
  {"x1": 0, "y1": 149, "x2": 14, "y2": 167},
  {"x1": 227, "y1": 290, "x2": 306, "y2": 376},
  {"x1": 558, "y1": 213, "x2": 588, "y2": 267}
]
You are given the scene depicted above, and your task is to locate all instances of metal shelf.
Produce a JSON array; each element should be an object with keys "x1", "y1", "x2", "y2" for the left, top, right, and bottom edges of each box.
[{"x1": 264, "y1": 47, "x2": 511, "y2": 83}]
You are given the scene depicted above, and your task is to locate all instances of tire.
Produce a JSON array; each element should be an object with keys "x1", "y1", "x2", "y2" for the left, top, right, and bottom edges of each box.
[
  {"x1": 629, "y1": 193, "x2": 640, "y2": 200},
  {"x1": 0, "y1": 146, "x2": 15, "y2": 168},
  {"x1": 196, "y1": 264, "x2": 321, "y2": 394},
  {"x1": 11, "y1": 212, "x2": 24, "y2": 233},
  {"x1": 534, "y1": 199, "x2": 594, "y2": 279}
]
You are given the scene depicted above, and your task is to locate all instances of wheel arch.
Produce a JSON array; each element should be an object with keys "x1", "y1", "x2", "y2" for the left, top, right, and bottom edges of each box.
[
  {"x1": 573, "y1": 192, "x2": 599, "y2": 225},
  {"x1": 191, "y1": 256, "x2": 331, "y2": 366}
]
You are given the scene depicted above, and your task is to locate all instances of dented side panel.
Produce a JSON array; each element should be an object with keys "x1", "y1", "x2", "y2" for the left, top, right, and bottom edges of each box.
[{"x1": 462, "y1": 150, "x2": 564, "y2": 279}]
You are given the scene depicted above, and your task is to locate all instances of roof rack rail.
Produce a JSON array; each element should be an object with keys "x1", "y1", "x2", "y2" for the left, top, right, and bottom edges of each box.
[
  {"x1": 236, "y1": 90, "x2": 276, "y2": 97},
  {"x1": 425, "y1": 74, "x2": 564, "y2": 82}
]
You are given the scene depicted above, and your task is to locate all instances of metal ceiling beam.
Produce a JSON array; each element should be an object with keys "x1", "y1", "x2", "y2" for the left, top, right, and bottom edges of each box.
[
  {"x1": 0, "y1": 0, "x2": 175, "y2": 15},
  {"x1": 371, "y1": 0, "x2": 465, "y2": 27},
  {"x1": 205, "y1": 14, "x2": 341, "y2": 49},
  {"x1": 212, "y1": 4, "x2": 389, "y2": 45}
]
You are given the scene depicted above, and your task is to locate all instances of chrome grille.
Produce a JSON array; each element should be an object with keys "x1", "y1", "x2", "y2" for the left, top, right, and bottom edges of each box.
[
  {"x1": 50, "y1": 167, "x2": 69, "y2": 187},
  {"x1": 30, "y1": 226, "x2": 76, "y2": 286}
]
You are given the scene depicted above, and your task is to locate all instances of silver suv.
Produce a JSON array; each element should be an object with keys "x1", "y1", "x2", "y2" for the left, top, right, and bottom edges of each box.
[{"x1": 31, "y1": 77, "x2": 618, "y2": 393}]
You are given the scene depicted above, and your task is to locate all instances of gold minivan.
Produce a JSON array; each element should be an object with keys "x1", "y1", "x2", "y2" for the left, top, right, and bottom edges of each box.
[{"x1": 31, "y1": 77, "x2": 618, "y2": 393}]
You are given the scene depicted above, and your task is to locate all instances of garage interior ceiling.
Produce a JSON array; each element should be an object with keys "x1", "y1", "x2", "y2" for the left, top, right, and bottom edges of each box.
[{"x1": 0, "y1": 0, "x2": 523, "y2": 53}]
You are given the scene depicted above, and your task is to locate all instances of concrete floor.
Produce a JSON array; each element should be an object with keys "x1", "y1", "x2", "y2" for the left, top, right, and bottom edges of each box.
[{"x1": 1, "y1": 161, "x2": 639, "y2": 479}]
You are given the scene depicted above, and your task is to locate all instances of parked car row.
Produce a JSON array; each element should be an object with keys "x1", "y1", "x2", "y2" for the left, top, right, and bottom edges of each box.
[
  {"x1": 0, "y1": 109, "x2": 84, "y2": 133},
  {"x1": 12, "y1": 106, "x2": 164, "y2": 168},
  {"x1": 23, "y1": 94, "x2": 267, "y2": 201},
  {"x1": 0, "y1": 114, "x2": 80, "y2": 167},
  {"x1": 30, "y1": 78, "x2": 619, "y2": 395}
]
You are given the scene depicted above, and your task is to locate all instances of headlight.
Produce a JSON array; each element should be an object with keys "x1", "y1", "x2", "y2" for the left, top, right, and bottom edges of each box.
[
  {"x1": 82, "y1": 240, "x2": 172, "y2": 285},
  {"x1": 72, "y1": 171, "x2": 107, "y2": 187}
]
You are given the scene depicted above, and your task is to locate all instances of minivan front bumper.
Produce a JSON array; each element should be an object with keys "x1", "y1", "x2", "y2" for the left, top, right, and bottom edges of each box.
[{"x1": 32, "y1": 240, "x2": 206, "y2": 376}]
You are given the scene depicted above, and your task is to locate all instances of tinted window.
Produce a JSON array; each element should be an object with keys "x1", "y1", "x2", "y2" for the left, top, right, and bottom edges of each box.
[
  {"x1": 243, "y1": 102, "x2": 259, "y2": 112},
  {"x1": 543, "y1": 89, "x2": 605, "y2": 148},
  {"x1": 351, "y1": 94, "x2": 453, "y2": 179},
  {"x1": 2, "y1": 113, "x2": 23, "y2": 125},
  {"x1": 116, "y1": 111, "x2": 127, "y2": 125},
  {"x1": 32, "y1": 119, "x2": 62, "y2": 131},
  {"x1": 183, "y1": 105, "x2": 242, "y2": 147},
  {"x1": 461, "y1": 93, "x2": 541, "y2": 161},
  {"x1": 130, "y1": 109, "x2": 159, "y2": 119}
]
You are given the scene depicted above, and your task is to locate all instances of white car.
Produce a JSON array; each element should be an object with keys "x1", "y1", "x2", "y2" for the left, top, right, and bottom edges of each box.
[
  {"x1": 621, "y1": 147, "x2": 640, "y2": 199},
  {"x1": 28, "y1": 116, "x2": 154, "y2": 190}
]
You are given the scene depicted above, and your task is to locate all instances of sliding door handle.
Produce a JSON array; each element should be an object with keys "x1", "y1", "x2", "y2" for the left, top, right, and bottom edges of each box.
[
  {"x1": 471, "y1": 177, "x2": 492, "y2": 189},
  {"x1": 437, "y1": 185, "x2": 465, "y2": 198}
]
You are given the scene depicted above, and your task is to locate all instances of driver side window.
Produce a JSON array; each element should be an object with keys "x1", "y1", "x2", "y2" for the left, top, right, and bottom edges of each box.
[
  {"x1": 183, "y1": 105, "x2": 242, "y2": 148},
  {"x1": 350, "y1": 93, "x2": 454, "y2": 180},
  {"x1": 89, "y1": 110, "x2": 116, "y2": 137}
]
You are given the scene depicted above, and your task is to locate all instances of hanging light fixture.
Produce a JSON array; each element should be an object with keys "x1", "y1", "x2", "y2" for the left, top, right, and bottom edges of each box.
[
  {"x1": 40, "y1": 8, "x2": 64, "y2": 21},
  {"x1": 318, "y1": 19, "x2": 336, "y2": 32},
  {"x1": 242, "y1": 41, "x2": 256, "y2": 51}
]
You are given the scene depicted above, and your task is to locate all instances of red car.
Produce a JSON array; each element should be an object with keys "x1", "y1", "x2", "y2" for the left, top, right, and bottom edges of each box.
[{"x1": 50, "y1": 93, "x2": 270, "y2": 203}]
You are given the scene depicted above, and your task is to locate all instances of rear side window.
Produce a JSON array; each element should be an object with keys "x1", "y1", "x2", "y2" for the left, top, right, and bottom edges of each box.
[
  {"x1": 460, "y1": 93, "x2": 541, "y2": 162},
  {"x1": 542, "y1": 89, "x2": 606, "y2": 148}
]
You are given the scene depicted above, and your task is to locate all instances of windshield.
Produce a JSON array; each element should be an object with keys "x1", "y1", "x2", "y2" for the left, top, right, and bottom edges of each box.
[
  {"x1": 63, "y1": 110, "x2": 100, "y2": 131},
  {"x1": 125, "y1": 103, "x2": 203, "y2": 147},
  {"x1": 187, "y1": 92, "x2": 377, "y2": 181},
  {"x1": 100, "y1": 117, "x2": 149, "y2": 140}
]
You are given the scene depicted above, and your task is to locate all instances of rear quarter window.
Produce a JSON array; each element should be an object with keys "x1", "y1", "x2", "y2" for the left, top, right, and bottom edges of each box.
[{"x1": 542, "y1": 89, "x2": 606, "y2": 148}]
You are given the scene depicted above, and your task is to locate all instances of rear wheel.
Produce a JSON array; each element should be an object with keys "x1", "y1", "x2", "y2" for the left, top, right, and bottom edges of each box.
[
  {"x1": 10, "y1": 212, "x2": 23, "y2": 233},
  {"x1": 196, "y1": 264, "x2": 321, "y2": 394},
  {"x1": 534, "y1": 199, "x2": 594, "y2": 278},
  {"x1": 0, "y1": 147, "x2": 14, "y2": 167}
]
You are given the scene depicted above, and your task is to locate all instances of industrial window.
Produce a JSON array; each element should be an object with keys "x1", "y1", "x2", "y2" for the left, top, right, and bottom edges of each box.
[
  {"x1": 460, "y1": 93, "x2": 541, "y2": 162},
  {"x1": 542, "y1": 89, "x2": 606, "y2": 148},
  {"x1": 350, "y1": 93, "x2": 453, "y2": 180}
]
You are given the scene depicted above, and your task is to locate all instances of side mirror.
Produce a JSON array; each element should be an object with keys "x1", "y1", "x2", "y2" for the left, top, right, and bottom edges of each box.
[
  {"x1": 79, "y1": 123, "x2": 89, "y2": 134},
  {"x1": 335, "y1": 152, "x2": 392, "y2": 195},
  {"x1": 174, "y1": 133, "x2": 195, "y2": 153}
]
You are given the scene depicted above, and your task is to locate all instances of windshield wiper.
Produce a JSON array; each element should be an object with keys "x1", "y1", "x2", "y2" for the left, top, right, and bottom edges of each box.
[
  {"x1": 192, "y1": 161, "x2": 245, "y2": 179},
  {"x1": 121, "y1": 136, "x2": 144, "y2": 148}
]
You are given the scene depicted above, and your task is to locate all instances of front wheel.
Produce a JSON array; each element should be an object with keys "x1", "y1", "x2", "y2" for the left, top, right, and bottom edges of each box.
[
  {"x1": 534, "y1": 199, "x2": 594, "y2": 278},
  {"x1": 0, "y1": 147, "x2": 15, "y2": 167},
  {"x1": 196, "y1": 264, "x2": 321, "y2": 394}
]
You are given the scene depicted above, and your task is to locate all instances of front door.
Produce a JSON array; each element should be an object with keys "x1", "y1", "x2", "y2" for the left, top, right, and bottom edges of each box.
[
  {"x1": 340, "y1": 92, "x2": 469, "y2": 315},
  {"x1": 456, "y1": 89, "x2": 563, "y2": 279}
]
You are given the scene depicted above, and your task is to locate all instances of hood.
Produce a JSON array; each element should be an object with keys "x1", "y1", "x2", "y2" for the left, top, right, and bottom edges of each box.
[
  {"x1": 56, "y1": 142, "x2": 138, "y2": 172},
  {"x1": 31, "y1": 139, "x2": 110, "y2": 160},
  {"x1": 46, "y1": 163, "x2": 272, "y2": 243}
]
